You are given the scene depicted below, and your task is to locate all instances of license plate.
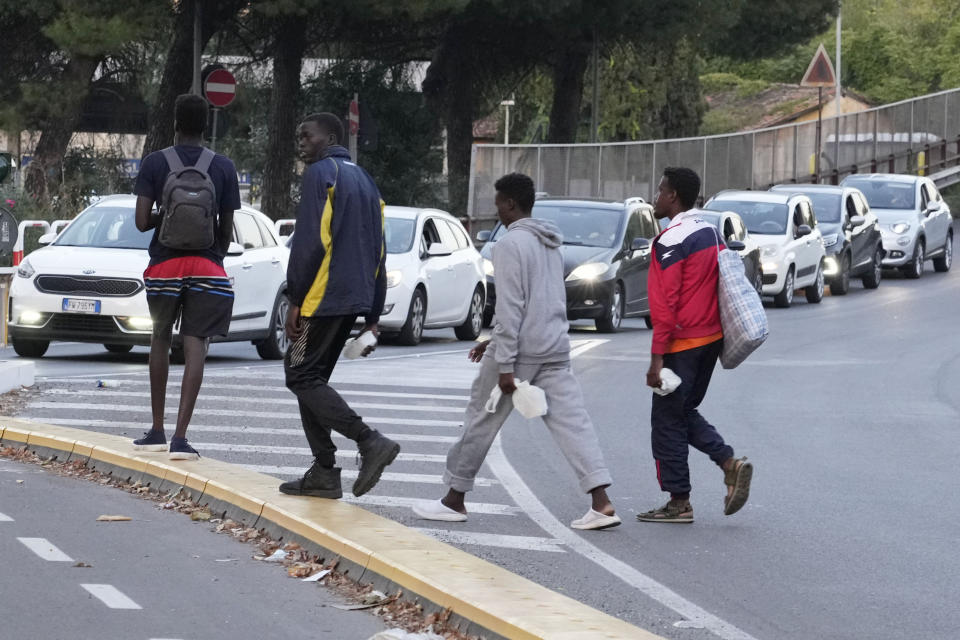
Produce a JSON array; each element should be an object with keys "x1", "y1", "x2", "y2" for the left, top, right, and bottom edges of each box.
[{"x1": 62, "y1": 298, "x2": 101, "y2": 314}]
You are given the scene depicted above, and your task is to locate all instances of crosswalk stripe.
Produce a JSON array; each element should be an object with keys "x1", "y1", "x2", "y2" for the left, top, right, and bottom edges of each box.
[
  {"x1": 344, "y1": 495, "x2": 520, "y2": 516},
  {"x1": 190, "y1": 441, "x2": 447, "y2": 463},
  {"x1": 19, "y1": 417, "x2": 459, "y2": 443},
  {"x1": 0, "y1": 512, "x2": 14, "y2": 522},
  {"x1": 26, "y1": 403, "x2": 462, "y2": 427},
  {"x1": 41, "y1": 389, "x2": 466, "y2": 414},
  {"x1": 412, "y1": 528, "x2": 565, "y2": 553},
  {"x1": 18, "y1": 537, "x2": 73, "y2": 562},
  {"x1": 41, "y1": 378, "x2": 471, "y2": 402},
  {"x1": 80, "y1": 584, "x2": 142, "y2": 609},
  {"x1": 244, "y1": 464, "x2": 497, "y2": 487}
]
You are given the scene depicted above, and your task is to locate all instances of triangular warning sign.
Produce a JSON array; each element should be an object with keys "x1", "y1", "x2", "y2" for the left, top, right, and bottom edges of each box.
[{"x1": 801, "y1": 43, "x2": 836, "y2": 87}]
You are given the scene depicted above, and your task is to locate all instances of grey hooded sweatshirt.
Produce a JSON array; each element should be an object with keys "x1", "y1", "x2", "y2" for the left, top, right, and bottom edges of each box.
[{"x1": 490, "y1": 217, "x2": 571, "y2": 373}]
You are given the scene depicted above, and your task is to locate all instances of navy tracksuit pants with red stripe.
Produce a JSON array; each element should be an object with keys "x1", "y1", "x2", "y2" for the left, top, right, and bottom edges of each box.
[{"x1": 651, "y1": 340, "x2": 734, "y2": 497}]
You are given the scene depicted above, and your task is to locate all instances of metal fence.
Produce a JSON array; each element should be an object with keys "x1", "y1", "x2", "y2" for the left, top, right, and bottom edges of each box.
[{"x1": 468, "y1": 87, "x2": 960, "y2": 223}]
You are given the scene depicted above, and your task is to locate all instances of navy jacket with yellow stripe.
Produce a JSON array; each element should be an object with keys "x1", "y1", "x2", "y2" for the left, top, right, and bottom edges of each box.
[{"x1": 287, "y1": 146, "x2": 386, "y2": 324}]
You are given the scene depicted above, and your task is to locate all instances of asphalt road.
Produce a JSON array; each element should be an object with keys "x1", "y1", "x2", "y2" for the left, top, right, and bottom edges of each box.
[
  {"x1": 0, "y1": 455, "x2": 385, "y2": 640},
  {"x1": 5, "y1": 253, "x2": 960, "y2": 640}
]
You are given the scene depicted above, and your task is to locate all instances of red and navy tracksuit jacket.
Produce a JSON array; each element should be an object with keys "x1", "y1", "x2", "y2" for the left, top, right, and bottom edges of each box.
[{"x1": 648, "y1": 210, "x2": 725, "y2": 355}]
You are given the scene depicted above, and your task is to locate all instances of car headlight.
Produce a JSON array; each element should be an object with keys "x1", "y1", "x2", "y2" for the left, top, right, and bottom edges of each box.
[
  {"x1": 890, "y1": 223, "x2": 910, "y2": 234},
  {"x1": 16, "y1": 259, "x2": 35, "y2": 279},
  {"x1": 386, "y1": 270, "x2": 403, "y2": 288},
  {"x1": 823, "y1": 256, "x2": 839, "y2": 275},
  {"x1": 760, "y1": 245, "x2": 779, "y2": 258},
  {"x1": 566, "y1": 262, "x2": 610, "y2": 282},
  {"x1": 822, "y1": 234, "x2": 839, "y2": 247},
  {"x1": 483, "y1": 258, "x2": 495, "y2": 276},
  {"x1": 18, "y1": 310, "x2": 45, "y2": 325}
]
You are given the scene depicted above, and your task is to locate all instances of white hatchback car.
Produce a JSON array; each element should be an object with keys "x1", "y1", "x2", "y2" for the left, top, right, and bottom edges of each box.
[
  {"x1": 705, "y1": 190, "x2": 826, "y2": 308},
  {"x1": 8, "y1": 194, "x2": 290, "y2": 359},
  {"x1": 379, "y1": 206, "x2": 486, "y2": 345}
]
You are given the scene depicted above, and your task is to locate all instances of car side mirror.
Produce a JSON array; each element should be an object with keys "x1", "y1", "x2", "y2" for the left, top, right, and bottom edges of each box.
[
  {"x1": 475, "y1": 230, "x2": 491, "y2": 243},
  {"x1": 925, "y1": 201, "x2": 939, "y2": 214},
  {"x1": 227, "y1": 242, "x2": 245, "y2": 256},
  {"x1": 630, "y1": 237, "x2": 650, "y2": 252},
  {"x1": 426, "y1": 242, "x2": 452, "y2": 257},
  {"x1": 726, "y1": 240, "x2": 746, "y2": 252},
  {"x1": 37, "y1": 232, "x2": 57, "y2": 246},
  {"x1": 848, "y1": 215, "x2": 865, "y2": 229},
  {"x1": 796, "y1": 224, "x2": 812, "y2": 237}
]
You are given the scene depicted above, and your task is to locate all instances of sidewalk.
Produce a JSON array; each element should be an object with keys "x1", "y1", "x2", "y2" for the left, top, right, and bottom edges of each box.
[{"x1": 1, "y1": 416, "x2": 662, "y2": 640}]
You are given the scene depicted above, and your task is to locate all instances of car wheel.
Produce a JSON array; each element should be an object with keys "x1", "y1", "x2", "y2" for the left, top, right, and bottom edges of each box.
[
  {"x1": 805, "y1": 262, "x2": 825, "y2": 303},
  {"x1": 12, "y1": 338, "x2": 49, "y2": 358},
  {"x1": 903, "y1": 239, "x2": 925, "y2": 279},
  {"x1": 256, "y1": 292, "x2": 290, "y2": 360},
  {"x1": 774, "y1": 268, "x2": 795, "y2": 308},
  {"x1": 397, "y1": 288, "x2": 426, "y2": 346},
  {"x1": 104, "y1": 343, "x2": 133, "y2": 354},
  {"x1": 933, "y1": 231, "x2": 953, "y2": 272},
  {"x1": 595, "y1": 282, "x2": 623, "y2": 333},
  {"x1": 481, "y1": 307, "x2": 494, "y2": 329},
  {"x1": 454, "y1": 286, "x2": 484, "y2": 341},
  {"x1": 831, "y1": 254, "x2": 850, "y2": 296},
  {"x1": 643, "y1": 315, "x2": 653, "y2": 330},
  {"x1": 862, "y1": 247, "x2": 883, "y2": 289}
]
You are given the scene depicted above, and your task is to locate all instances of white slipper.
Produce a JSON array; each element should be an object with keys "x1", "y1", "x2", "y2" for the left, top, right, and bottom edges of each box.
[
  {"x1": 571, "y1": 509, "x2": 622, "y2": 530},
  {"x1": 412, "y1": 499, "x2": 468, "y2": 522}
]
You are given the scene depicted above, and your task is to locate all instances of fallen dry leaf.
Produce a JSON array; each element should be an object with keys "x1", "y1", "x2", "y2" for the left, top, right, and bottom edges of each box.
[
  {"x1": 96, "y1": 515, "x2": 132, "y2": 522},
  {"x1": 15, "y1": 480, "x2": 24, "y2": 485},
  {"x1": 190, "y1": 510, "x2": 212, "y2": 522},
  {"x1": 72, "y1": 562, "x2": 92, "y2": 568}
]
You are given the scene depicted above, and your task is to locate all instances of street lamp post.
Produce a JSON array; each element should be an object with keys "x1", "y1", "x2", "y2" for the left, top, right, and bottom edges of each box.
[{"x1": 501, "y1": 96, "x2": 515, "y2": 145}]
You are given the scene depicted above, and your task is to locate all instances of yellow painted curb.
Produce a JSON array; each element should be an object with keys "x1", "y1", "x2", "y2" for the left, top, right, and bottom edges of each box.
[{"x1": 1, "y1": 418, "x2": 665, "y2": 640}]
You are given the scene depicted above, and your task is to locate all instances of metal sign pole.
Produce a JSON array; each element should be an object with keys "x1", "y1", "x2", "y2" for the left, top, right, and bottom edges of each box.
[
  {"x1": 816, "y1": 87, "x2": 823, "y2": 182},
  {"x1": 211, "y1": 108, "x2": 219, "y2": 151}
]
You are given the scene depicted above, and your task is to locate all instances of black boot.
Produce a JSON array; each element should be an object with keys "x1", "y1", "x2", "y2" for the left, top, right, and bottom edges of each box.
[
  {"x1": 279, "y1": 462, "x2": 342, "y2": 499},
  {"x1": 353, "y1": 431, "x2": 400, "y2": 497}
]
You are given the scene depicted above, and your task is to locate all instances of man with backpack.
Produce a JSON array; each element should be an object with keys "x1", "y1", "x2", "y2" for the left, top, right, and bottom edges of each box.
[{"x1": 131, "y1": 93, "x2": 241, "y2": 461}]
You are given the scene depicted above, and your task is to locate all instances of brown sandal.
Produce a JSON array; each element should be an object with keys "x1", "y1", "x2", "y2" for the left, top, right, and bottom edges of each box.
[{"x1": 723, "y1": 456, "x2": 753, "y2": 516}]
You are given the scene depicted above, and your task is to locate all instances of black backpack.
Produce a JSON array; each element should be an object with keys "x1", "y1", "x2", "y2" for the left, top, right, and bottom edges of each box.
[{"x1": 158, "y1": 147, "x2": 218, "y2": 250}]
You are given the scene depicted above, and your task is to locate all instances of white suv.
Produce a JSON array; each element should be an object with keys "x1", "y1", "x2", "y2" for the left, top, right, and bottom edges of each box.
[{"x1": 705, "y1": 190, "x2": 826, "y2": 308}]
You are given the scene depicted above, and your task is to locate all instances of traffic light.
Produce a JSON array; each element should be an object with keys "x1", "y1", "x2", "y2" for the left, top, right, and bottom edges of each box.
[{"x1": 0, "y1": 153, "x2": 12, "y2": 183}]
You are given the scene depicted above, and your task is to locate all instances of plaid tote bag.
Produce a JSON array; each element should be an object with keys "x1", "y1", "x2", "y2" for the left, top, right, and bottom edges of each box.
[{"x1": 716, "y1": 238, "x2": 769, "y2": 369}]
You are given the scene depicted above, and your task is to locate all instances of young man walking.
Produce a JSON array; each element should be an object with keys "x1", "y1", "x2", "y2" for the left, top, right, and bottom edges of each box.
[
  {"x1": 413, "y1": 173, "x2": 620, "y2": 530},
  {"x1": 639, "y1": 166, "x2": 753, "y2": 523},
  {"x1": 132, "y1": 93, "x2": 241, "y2": 460},
  {"x1": 280, "y1": 112, "x2": 400, "y2": 499}
]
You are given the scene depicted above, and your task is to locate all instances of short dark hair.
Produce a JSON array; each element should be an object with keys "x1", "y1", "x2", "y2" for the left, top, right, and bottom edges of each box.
[
  {"x1": 174, "y1": 94, "x2": 208, "y2": 136},
  {"x1": 303, "y1": 112, "x2": 345, "y2": 145},
  {"x1": 494, "y1": 173, "x2": 535, "y2": 213},
  {"x1": 662, "y1": 167, "x2": 701, "y2": 209}
]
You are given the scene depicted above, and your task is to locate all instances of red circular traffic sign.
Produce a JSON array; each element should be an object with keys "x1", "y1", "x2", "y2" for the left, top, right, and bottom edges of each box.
[{"x1": 204, "y1": 69, "x2": 236, "y2": 107}]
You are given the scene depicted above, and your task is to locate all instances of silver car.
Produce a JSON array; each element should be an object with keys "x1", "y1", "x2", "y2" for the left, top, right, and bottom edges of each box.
[{"x1": 841, "y1": 174, "x2": 953, "y2": 278}]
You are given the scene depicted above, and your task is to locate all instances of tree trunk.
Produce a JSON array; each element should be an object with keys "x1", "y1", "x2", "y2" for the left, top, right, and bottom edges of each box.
[
  {"x1": 546, "y1": 46, "x2": 590, "y2": 144},
  {"x1": 23, "y1": 55, "x2": 101, "y2": 201},
  {"x1": 261, "y1": 16, "x2": 306, "y2": 220}
]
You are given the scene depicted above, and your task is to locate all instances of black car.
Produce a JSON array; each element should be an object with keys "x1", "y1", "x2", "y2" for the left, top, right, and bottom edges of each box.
[
  {"x1": 694, "y1": 210, "x2": 764, "y2": 295},
  {"x1": 476, "y1": 197, "x2": 658, "y2": 332},
  {"x1": 770, "y1": 184, "x2": 884, "y2": 292}
]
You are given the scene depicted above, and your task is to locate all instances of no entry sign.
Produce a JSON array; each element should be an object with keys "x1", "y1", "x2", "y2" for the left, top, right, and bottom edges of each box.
[{"x1": 204, "y1": 68, "x2": 236, "y2": 107}]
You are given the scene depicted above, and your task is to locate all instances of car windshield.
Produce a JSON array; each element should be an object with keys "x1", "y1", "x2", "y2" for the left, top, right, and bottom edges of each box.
[
  {"x1": 696, "y1": 212, "x2": 721, "y2": 228},
  {"x1": 385, "y1": 217, "x2": 416, "y2": 254},
  {"x1": 705, "y1": 200, "x2": 788, "y2": 235},
  {"x1": 800, "y1": 193, "x2": 841, "y2": 223},
  {"x1": 490, "y1": 203, "x2": 622, "y2": 248},
  {"x1": 843, "y1": 179, "x2": 916, "y2": 210},
  {"x1": 54, "y1": 206, "x2": 151, "y2": 249}
]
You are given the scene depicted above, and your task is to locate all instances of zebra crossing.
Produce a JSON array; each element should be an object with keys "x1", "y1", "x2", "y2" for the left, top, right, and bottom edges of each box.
[{"x1": 20, "y1": 340, "x2": 605, "y2": 557}]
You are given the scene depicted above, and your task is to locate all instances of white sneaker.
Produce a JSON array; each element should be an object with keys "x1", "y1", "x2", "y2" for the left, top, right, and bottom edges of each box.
[
  {"x1": 571, "y1": 508, "x2": 622, "y2": 530},
  {"x1": 412, "y1": 499, "x2": 468, "y2": 522}
]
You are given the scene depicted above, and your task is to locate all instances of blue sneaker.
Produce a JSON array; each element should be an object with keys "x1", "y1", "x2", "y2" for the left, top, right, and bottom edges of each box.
[
  {"x1": 133, "y1": 430, "x2": 167, "y2": 452},
  {"x1": 169, "y1": 437, "x2": 200, "y2": 461}
]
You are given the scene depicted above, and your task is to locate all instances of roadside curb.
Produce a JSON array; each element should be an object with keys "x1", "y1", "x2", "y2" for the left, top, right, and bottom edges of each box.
[
  {"x1": 1, "y1": 417, "x2": 663, "y2": 640},
  {"x1": 0, "y1": 360, "x2": 34, "y2": 394}
]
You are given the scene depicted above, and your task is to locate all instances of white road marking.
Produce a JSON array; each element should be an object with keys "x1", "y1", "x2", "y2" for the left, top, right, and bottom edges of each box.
[
  {"x1": 26, "y1": 403, "x2": 462, "y2": 427},
  {"x1": 0, "y1": 511, "x2": 14, "y2": 522},
  {"x1": 568, "y1": 338, "x2": 609, "y2": 358},
  {"x1": 188, "y1": 441, "x2": 446, "y2": 463},
  {"x1": 243, "y1": 464, "x2": 497, "y2": 487},
  {"x1": 20, "y1": 417, "x2": 459, "y2": 443},
  {"x1": 413, "y1": 528, "x2": 565, "y2": 553},
  {"x1": 482, "y1": 338, "x2": 760, "y2": 640},
  {"x1": 346, "y1": 495, "x2": 520, "y2": 516},
  {"x1": 80, "y1": 584, "x2": 142, "y2": 609},
  {"x1": 18, "y1": 537, "x2": 73, "y2": 562},
  {"x1": 41, "y1": 389, "x2": 465, "y2": 414}
]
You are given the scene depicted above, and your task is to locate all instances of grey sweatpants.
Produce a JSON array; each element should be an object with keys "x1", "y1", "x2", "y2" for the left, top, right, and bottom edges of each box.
[{"x1": 443, "y1": 355, "x2": 613, "y2": 494}]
